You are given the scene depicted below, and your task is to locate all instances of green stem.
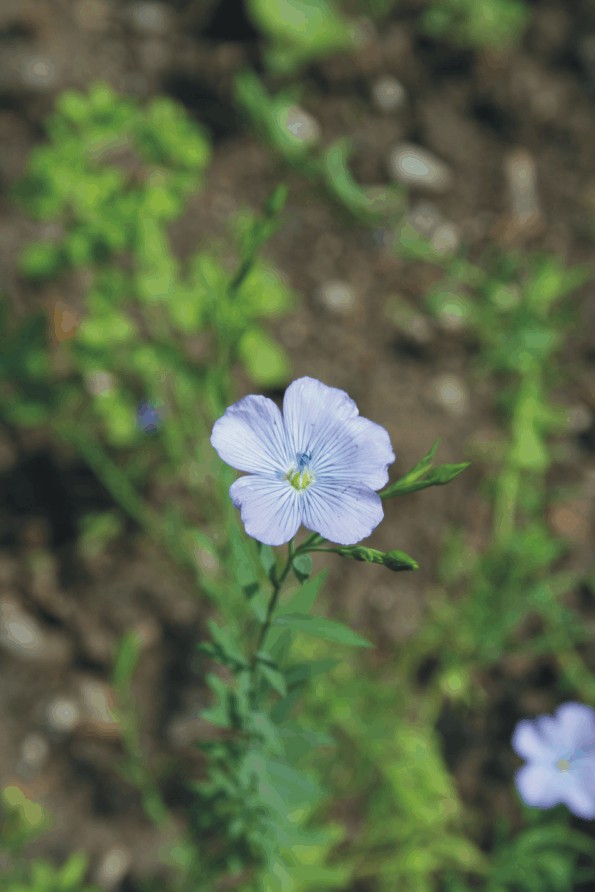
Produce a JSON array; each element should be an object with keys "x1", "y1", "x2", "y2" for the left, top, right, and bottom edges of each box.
[
  {"x1": 492, "y1": 465, "x2": 519, "y2": 547},
  {"x1": 294, "y1": 532, "x2": 325, "y2": 554},
  {"x1": 248, "y1": 541, "x2": 295, "y2": 704}
]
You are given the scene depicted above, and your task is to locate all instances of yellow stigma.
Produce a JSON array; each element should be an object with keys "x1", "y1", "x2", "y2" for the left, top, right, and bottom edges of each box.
[
  {"x1": 556, "y1": 758, "x2": 570, "y2": 772},
  {"x1": 286, "y1": 467, "x2": 315, "y2": 491},
  {"x1": 286, "y1": 451, "x2": 315, "y2": 491}
]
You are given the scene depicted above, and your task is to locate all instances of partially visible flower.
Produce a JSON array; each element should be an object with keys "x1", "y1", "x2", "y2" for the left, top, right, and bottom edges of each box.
[
  {"x1": 136, "y1": 400, "x2": 162, "y2": 434},
  {"x1": 512, "y1": 702, "x2": 595, "y2": 819},
  {"x1": 210, "y1": 376, "x2": 395, "y2": 546}
]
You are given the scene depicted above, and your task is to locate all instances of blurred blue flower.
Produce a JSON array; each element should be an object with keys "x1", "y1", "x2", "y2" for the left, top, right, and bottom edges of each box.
[
  {"x1": 210, "y1": 376, "x2": 395, "y2": 546},
  {"x1": 512, "y1": 702, "x2": 595, "y2": 819},
  {"x1": 136, "y1": 400, "x2": 162, "y2": 434}
]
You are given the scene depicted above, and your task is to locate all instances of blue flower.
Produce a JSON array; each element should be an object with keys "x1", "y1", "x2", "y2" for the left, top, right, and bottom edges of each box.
[
  {"x1": 210, "y1": 376, "x2": 395, "y2": 546},
  {"x1": 136, "y1": 400, "x2": 162, "y2": 433},
  {"x1": 512, "y1": 702, "x2": 595, "y2": 819}
]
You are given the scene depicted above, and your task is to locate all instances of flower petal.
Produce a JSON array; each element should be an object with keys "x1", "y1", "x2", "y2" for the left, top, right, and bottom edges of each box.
[
  {"x1": 313, "y1": 415, "x2": 395, "y2": 490},
  {"x1": 211, "y1": 394, "x2": 291, "y2": 475},
  {"x1": 512, "y1": 719, "x2": 555, "y2": 764},
  {"x1": 282, "y1": 377, "x2": 359, "y2": 460},
  {"x1": 515, "y1": 765, "x2": 565, "y2": 809},
  {"x1": 561, "y1": 765, "x2": 595, "y2": 819},
  {"x1": 555, "y1": 702, "x2": 595, "y2": 755},
  {"x1": 229, "y1": 475, "x2": 302, "y2": 546},
  {"x1": 302, "y1": 483, "x2": 383, "y2": 545}
]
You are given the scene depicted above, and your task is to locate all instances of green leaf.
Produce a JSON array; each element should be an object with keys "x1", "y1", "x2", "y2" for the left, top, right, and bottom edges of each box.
[
  {"x1": 292, "y1": 553, "x2": 312, "y2": 582},
  {"x1": 277, "y1": 570, "x2": 328, "y2": 615},
  {"x1": 257, "y1": 542, "x2": 277, "y2": 580},
  {"x1": 323, "y1": 139, "x2": 401, "y2": 223},
  {"x1": 273, "y1": 614, "x2": 373, "y2": 648},
  {"x1": 57, "y1": 852, "x2": 88, "y2": 887},
  {"x1": 112, "y1": 630, "x2": 142, "y2": 690},
  {"x1": 206, "y1": 619, "x2": 248, "y2": 669},
  {"x1": 259, "y1": 662, "x2": 288, "y2": 697},
  {"x1": 285, "y1": 658, "x2": 341, "y2": 686},
  {"x1": 238, "y1": 326, "x2": 291, "y2": 387},
  {"x1": 247, "y1": 0, "x2": 354, "y2": 73},
  {"x1": 20, "y1": 240, "x2": 64, "y2": 279}
]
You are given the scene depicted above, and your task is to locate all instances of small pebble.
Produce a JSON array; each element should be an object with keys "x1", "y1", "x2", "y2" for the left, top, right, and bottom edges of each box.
[
  {"x1": 284, "y1": 105, "x2": 320, "y2": 146},
  {"x1": 0, "y1": 598, "x2": 69, "y2": 663},
  {"x1": 371, "y1": 75, "x2": 407, "y2": 113},
  {"x1": 74, "y1": 0, "x2": 112, "y2": 32},
  {"x1": 77, "y1": 676, "x2": 119, "y2": 738},
  {"x1": 388, "y1": 143, "x2": 453, "y2": 193},
  {"x1": 504, "y1": 148, "x2": 543, "y2": 235},
  {"x1": 407, "y1": 201, "x2": 443, "y2": 238},
  {"x1": 430, "y1": 221, "x2": 461, "y2": 255},
  {"x1": 431, "y1": 374, "x2": 470, "y2": 416},
  {"x1": 20, "y1": 733, "x2": 50, "y2": 773},
  {"x1": 315, "y1": 280, "x2": 357, "y2": 316},
  {"x1": 95, "y1": 846, "x2": 132, "y2": 890},
  {"x1": 407, "y1": 202, "x2": 460, "y2": 255},
  {"x1": 547, "y1": 500, "x2": 591, "y2": 544},
  {"x1": 45, "y1": 697, "x2": 80, "y2": 734},
  {"x1": 565, "y1": 404, "x2": 593, "y2": 435},
  {"x1": 126, "y1": 1, "x2": 171, "y2": 35},
  {"x1": 85, "y1": 371, "x2": 116, "y2": 396},
  {"x1": 20, "y1": 56, "x2": 58, "y2": 90}
]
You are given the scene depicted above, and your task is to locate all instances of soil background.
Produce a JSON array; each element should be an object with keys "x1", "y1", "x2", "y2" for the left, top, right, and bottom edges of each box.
[{"x1": 1, "y1": 0, "x2": 595, "y2": 888}]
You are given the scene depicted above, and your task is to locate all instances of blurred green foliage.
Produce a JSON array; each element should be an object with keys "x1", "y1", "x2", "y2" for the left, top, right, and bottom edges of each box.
[
  {"x1": 0, "y1": 787, "x2": 99, "y2": 892},
  {"x1": 421, "y1": 0, "x2": 531, "y2": 51},
  {"x1": 246, "y1": 0, "x2": 355, "y2": 73},
  {"x1": 4, "y1": 83, "x2": 295, "y2": 601}
]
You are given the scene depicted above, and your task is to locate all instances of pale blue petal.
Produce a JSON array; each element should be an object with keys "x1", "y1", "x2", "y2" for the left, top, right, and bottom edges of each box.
[
  {"x1": 283, "y1": 377, "x2": 359, "y2": 459},
  {"x1": 515, "y1": 765, "x2": 565, "y2": 809},
  {"x1": 211, "y1": 394, "x2": 291, "y2": 475},
  {"x1": 534, "y1": 715, "x2": 564, "y2": 753},
  {"x1": 312, "y1": 416, "x2": 395, "y2": 490},
  {"x1": 230, "y1": 476, "x2": 302, "y2": 546},
  {"x1": 302, "y1": 483, "x2": 383, "y2": 545},
  {"x1": 512, "y1": 719, "x2": 555, "y2": 764},
  {"x1": 562, "y1": 763, "x2": 595, "y2": 819},
  {"x1": 555, "y1": 702, "x2": 595, "y2": 755}
]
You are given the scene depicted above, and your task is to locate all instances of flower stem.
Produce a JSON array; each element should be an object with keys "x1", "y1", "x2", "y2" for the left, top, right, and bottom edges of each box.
[
  {"x1": 249, "y1": 541, "x2": 295, "y2": 703},
  {"x1": 294, "y1": 532, "x2": 325, "y2": 554}
]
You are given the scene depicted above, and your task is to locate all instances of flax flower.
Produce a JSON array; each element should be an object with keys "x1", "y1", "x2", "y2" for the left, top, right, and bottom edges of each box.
[
  {"x1": 210, "y1": 376, "x2": 395, "y2": 546},
  {"x1": 512, "y1": 702, "x2": 595, "y2": 819}
]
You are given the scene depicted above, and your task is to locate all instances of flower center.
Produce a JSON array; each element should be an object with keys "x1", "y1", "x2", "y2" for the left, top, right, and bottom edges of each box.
[
  {"x1": 285, "y1": 451, "x2": 315, "y2": 491},
  {"x1": 556, "y1": 758, "x2": 570, "y2": 772}
]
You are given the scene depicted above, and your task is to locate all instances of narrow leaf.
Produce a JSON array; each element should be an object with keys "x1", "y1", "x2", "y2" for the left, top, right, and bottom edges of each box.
[
  {"x1": 286, "y1": 658, "x2": 341, "y2": 686},
  {"x1": 273, "y1": 614, "x2": 373, "y2": 648},
  {"x1": 278, "y1": 570, "x2": 328, "y2": 616},
  {"x1": 260, "y1": 663, "x2": 288, "y2": 697},
  {"x1": 113, "y1": 631, "x2": 142, "y2": 690}
]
